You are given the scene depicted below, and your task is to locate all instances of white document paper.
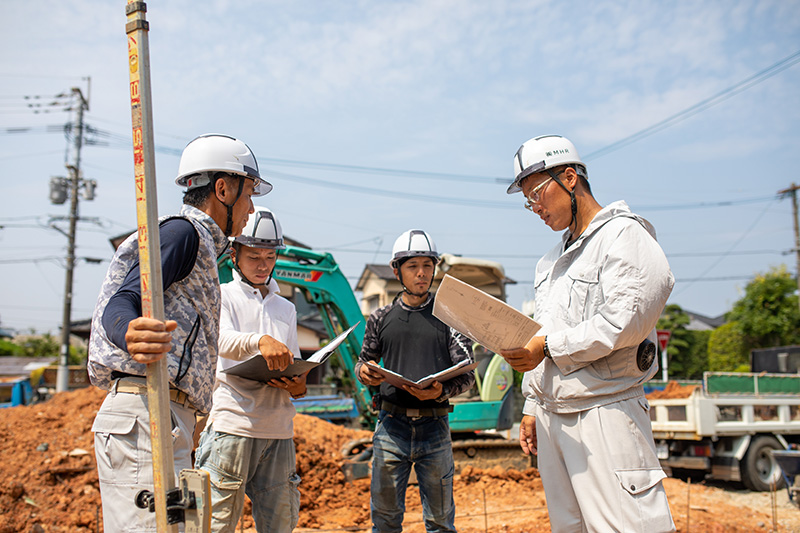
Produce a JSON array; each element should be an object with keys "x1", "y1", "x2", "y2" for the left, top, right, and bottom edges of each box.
[
  {"x1": 433, "y1": 274, "x2": 541, "y2": 354},
  {"x1": 223, "y1": 322, "x2": 359, "y2": 383},
  {"x1": 365, "y1": 359, "x2": 479, "y2": 390}
]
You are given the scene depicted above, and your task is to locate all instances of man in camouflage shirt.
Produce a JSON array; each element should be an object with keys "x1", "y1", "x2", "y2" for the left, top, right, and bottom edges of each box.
[{"x1": 88, "y1": 134, "x2": 269, "y2": 531}]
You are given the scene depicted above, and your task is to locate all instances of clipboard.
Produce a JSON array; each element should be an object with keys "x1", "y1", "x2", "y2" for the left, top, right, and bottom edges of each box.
[
  {"x1": 222, "y1": 322, "x2": 359, "y2": 383},
  {"x1": 365, "y1": 359, "x2": 478, "y2": 389}
]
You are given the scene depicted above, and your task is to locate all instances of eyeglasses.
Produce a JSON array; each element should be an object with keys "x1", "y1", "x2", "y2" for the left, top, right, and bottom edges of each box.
[{"x1": 524, "y1": 177, "x2": 552, "y2": 211}]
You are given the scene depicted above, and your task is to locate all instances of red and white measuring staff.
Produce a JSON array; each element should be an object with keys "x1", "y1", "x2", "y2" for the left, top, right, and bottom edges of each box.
[{"x1": 125, "y1": 2, "x2": 176, "y2": 530}]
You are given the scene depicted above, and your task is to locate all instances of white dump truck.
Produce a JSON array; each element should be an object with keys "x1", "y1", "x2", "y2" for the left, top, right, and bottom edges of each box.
[{"x1": 649, "y1": 372, "x2": 800, "y2": 491}]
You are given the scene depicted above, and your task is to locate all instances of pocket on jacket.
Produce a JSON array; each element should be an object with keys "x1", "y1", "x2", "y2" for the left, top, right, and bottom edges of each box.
[{"x1": 566, "y1": 265, "x2": 600, "y2": 324}]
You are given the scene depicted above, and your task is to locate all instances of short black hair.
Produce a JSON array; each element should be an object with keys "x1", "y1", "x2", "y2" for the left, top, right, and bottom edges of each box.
[
  {"x1": 182, "y1": 172, "x2": 241, "y2": 208},
  {"x1": 183, "y1": 181, "x2": 214, "y2": 207}
]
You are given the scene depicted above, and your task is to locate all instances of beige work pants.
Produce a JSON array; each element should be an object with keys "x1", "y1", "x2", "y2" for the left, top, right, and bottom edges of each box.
[{"x1": 535, "y1": 396, "x2": 675, "y2": 533}]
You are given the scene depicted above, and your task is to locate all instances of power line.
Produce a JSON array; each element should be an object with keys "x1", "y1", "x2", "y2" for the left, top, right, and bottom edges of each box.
[
  {"x1": 263, "y1": 168, "x2": 512, "y2": 208},
  {"x1": 502, "y1": 274, "x2": 756, "y2": 285},
  {"x1": 259, "y1": 156, "x2": 503, "y2": 184},
  {"x1": 670, "y1": 198, "x2": 777, "y2": 298},
  {"x1": 320, "y1": 247, "x2": 787, "y2": 259},
  {"x1": 264, "y1": 167, "x2": 779, "y2": 211},
  {"x1": 2, "y1": 119, "x2": 784, "y2": 211},
  {"x1": 584, "y1": 49, "x2": 800, "y2": 160},
  {"x1": 0, "y1": 256, "x2": 63, "y2": 265},
  {"x1": 635, "y1": 195, "x2": 779, "y2": 211},
  {"x1": 675, "y1": 275, "x2": 755, "y2": 282}
]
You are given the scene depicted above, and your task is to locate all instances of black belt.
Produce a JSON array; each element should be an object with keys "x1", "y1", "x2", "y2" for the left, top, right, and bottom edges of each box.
[{"x1": 381, "y1": 400, "x2": 452, "y2": 418}]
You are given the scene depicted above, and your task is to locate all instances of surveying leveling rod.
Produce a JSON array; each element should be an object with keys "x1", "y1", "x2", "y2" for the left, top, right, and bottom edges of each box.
[{"x1": 124, "y1": 2, "x2": 210, "y2": 530}]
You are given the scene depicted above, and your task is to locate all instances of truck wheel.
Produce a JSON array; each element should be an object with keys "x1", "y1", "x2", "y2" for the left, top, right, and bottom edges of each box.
[{"x1": 740, "y1": 436, "x2": 785, "y2": 492}]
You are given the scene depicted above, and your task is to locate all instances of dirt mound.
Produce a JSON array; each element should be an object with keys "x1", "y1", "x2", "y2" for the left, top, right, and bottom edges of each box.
[
  {"x1": 0, "y1": 385, "x2": 797, "y2": 532},
  {"x1": 0, "y1": 385, "x2": 104, "y2": 532},
  {"x1": 647, "y1": 380, "x2": 700, "y2": 399}
]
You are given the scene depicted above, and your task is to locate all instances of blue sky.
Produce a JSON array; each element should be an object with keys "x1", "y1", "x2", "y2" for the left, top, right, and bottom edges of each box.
[{"x1": 1, "y1": 0, "x2": 799, "y2": 333}]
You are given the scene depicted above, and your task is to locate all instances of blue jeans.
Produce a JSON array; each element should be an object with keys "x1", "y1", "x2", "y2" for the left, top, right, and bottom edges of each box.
[
  {"x1": 194, "y1": 424, "x2": 300, "y2": 533},
  {"x1": 371, "y1": 410, "x2": 456, "y2": 533}
]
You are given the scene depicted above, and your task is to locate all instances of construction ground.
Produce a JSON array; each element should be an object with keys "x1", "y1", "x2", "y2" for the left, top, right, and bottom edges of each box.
[{"x1": 2, "y1": 385, "x2": 800, "y2": 532}]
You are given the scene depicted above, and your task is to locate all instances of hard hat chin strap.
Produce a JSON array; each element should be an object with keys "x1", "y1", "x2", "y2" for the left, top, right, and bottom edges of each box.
[
  {"x1": 396, "y1": 267, "x2": 431, "y2": 299},
  {"x1": 547, "y1": 168, "x2": 579, "y2": 234},
  {"x1": 232, "y1": 252, "x2": 273, "y2": 290},
  {"x1": 215, "y1": 173, "x2": 246, "y2": 237}
]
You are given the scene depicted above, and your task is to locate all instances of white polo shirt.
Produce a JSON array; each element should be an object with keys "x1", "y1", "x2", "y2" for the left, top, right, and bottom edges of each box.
[{"x1": 208, "y1": 271, "x2": 301, "y2": 439}]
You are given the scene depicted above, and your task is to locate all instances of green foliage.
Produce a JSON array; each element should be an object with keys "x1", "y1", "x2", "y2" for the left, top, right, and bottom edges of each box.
[
  {"x1": 680, "y1": 330, "x2": 711, "y2": 379},
  {"x1": 656, "y1": 304, "x2": 709, "y2": 379},
  {"x1": 726, "y1": 265, "x2": 800, "y2": 350},
  {"x1": 68, "y1": 344, "x2": 87, "y2": 365},
  {"x1": 708, "y1": 321, "x2": 749, "y2": 371},
  {"x1": 0, "y1": 334, "x2": 86, "y2": 364},
  {"x1": 16, "y1": 334, "x2": 60, "y2": 358},
  {"x1": 0, "y1": 339, "x2": 23, "y2": 356}
]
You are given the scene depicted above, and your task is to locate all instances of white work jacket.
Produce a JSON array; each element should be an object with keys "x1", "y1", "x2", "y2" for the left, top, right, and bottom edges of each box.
[
  {"x1": 209, "y1": 271, "x2": 301, "y2": 439},
  {"x1": 523, "y1": 200, "x2": 674, "y2": 415}
]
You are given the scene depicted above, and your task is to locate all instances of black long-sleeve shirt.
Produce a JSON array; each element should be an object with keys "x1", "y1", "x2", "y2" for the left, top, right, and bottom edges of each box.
[
  {"x1": 101, "y1": 218, "x2": 200, "y2": 351},
  {"x1": 356, "y1": 293, "x2": 474, "y2": 408}
]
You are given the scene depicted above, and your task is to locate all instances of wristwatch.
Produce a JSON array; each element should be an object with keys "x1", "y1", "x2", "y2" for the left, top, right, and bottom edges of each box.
[{"x1": 543, "y1": 336, "x2": 552, "y2": 359}]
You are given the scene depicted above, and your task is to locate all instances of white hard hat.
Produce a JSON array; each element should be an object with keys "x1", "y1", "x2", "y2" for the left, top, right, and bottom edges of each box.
[
  {"x1": 176, "y1": 133, "x2": 272, "y2": 196},
  {"x1": 507, "y1": 134, "x2": 586, "y2": 194},
  {"x1": 390, "y1": 229, "x2": 439, "y2": 268},
  {"x1": 233, "y1": 207, "x2": 285, "y2": 249}
]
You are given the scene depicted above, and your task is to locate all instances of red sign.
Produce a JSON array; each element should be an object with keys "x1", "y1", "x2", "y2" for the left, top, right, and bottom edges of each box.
[{"x1": 657, "y1": 330, "x2": 671, "y2": 351}]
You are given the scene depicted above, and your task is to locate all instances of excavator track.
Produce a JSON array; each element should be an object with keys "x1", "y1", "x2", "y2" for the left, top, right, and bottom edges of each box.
[
  {"x1": 341, "y1": 435, "x2": 534, "y2": 481},
  {"x1": 452, "y1": 438, "x2": 534, "y2": 471}
]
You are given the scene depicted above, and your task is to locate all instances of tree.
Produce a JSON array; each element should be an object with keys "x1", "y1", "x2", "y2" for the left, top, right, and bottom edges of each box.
[
  {"x1": 657, "y1": 304, "x2": 708, "y2": 379},
  {"x1": 1, "y1": 333, "x2": 86, "y2": 364},
  {"x1": 681, "y1": 329, "x2": 711, "y2": 379},
  {"x1": 16, "y1": 333, "x2": 61, "y2": 358},
  {"x1": 708, "y1": 321, "x2": 749, "y2": 372},
  {"x1": 0, "y1": 339, "x2": 23, "y2": 356},
  {"x1": 726, "y1": 265, "x2": 800, "y2": 351}
]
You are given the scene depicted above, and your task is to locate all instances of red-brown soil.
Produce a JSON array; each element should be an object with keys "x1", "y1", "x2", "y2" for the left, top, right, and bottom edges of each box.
[
  {"x1": 647, "y1": 380, "x2": 699, "y2": 400},
  {"x1": 1, "y1": 386, "x2": 798, "y2": 532}
]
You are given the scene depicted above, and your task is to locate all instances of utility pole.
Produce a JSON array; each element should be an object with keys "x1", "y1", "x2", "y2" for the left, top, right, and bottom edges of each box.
[
  {"x1": 56, "y1": 87, "x2": 89, "y2": 393},
  {"x1": 778, "y1": 183, "x2": 800, "y2": 313}
]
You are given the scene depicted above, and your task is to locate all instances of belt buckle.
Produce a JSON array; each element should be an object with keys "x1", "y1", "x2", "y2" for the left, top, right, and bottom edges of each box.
[{"x1": 407, "y1": 408, "x2": 420, "y2": 418}]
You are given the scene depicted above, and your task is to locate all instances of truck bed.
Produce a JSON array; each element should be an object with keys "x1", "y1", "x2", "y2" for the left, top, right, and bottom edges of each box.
[{"x1": 649, "y1": 372, "x2": 800, "y2": 439}]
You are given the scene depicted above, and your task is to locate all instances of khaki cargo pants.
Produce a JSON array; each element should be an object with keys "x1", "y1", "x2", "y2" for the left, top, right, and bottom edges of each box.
[{"x1": 92, "y1": 380, "x2": 197, "y2": 532}]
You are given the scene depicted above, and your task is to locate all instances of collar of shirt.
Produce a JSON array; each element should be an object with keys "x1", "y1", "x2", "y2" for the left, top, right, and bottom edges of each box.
[
  {"x1": 559, "y1": 199, "x2": 655, "y2": 252},
  {"x1": 396, "y1": 292, "x2": 433, "y2": 311},
  {"x1": 231, "y1": 269, "x2": 281, "y2": 301},
  {"x1": 179, "y1": 203, "x2": 230, "y2": 257}
]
